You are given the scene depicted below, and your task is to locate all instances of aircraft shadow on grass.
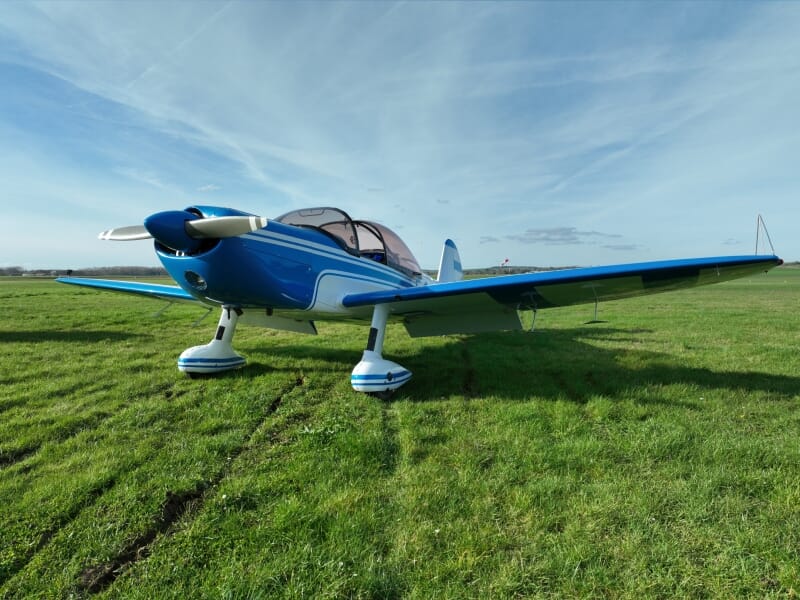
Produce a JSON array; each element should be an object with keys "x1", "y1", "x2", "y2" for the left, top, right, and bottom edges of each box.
[
  {"x1": 7, "y1": 322, "x2": 795, "y2": 406},
  {"x1": 0, "y1": 330, "x2": 150, "y2": 344},
  {"x1": 243, "y1": 326, "x2": 800, "y2": 405}
]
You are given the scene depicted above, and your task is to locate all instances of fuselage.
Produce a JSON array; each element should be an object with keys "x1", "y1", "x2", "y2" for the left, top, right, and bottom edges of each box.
[{"x1": 155, "y1": 205, "x2": 430, "y2": 320}]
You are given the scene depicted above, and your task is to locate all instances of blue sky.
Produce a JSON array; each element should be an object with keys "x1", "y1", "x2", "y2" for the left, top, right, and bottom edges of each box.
[{"x1": 1, "y1": 1, "x2": 798, "y2": 269}]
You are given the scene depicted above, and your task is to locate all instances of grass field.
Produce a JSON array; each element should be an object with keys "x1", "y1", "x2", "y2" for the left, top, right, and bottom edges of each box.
[{"x1": 1, "y1": 268, "x2": 799, "y2": 598}]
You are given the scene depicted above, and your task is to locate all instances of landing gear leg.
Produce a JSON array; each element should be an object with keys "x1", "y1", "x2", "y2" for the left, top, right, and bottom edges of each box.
[
  {"x1": 351, "y1": 304, "x2": 412, "y2": 397},
  {"x1": 584, "y1": 286, "x2": 607, "y2": 324},
  {"x1": 178, "y1": 306, "x2": 246, "y2": 375}
]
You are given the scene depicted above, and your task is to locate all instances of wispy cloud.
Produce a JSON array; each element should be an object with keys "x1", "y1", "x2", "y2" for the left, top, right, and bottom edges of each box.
[
  {"x1": 603, "y1": 244, "x2": 641, "y2": 252},
  {"x1": 506, "y1": 227, "x2": 622, "y2": 246},
  {"x1": 114, "y1": 167, "x2": 166, "y2": 189}
]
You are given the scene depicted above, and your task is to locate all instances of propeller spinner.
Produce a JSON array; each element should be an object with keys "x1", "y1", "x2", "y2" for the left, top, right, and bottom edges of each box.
[{"x1": 98, "y1": 210, "x2": 267, "y2": 253}]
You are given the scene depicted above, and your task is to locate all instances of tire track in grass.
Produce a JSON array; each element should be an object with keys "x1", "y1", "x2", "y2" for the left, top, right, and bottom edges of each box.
[
  {"x1": 77, "y1": 485, "x2": 207, "y2": 593},
  {"x1": 1, "y1": 401, "x2": 179, "y2": 584},
  {"x1": 1, "y1": 384, "x2": 181, "y2": 473},
  {"x1": 1, "y1": 383, "x2": 179, "y2": 471},
  {"x1": 1, "y1": 409, "x2": 115, "y2": 459},
  {"x1": 31, "y1": 477, "x2": 120, "y2": 552},
  {"x1": 0, "y1": 381, "x2": 113, "y2": 415},
  {"x1": 77, "y1": 374, "x2": 306, "y2": 594},
  {"x1": 0, "y1": 445, "x2": 39, "y2": 469},
  {"x1": 0, "y1": 474, "x2": 120, "y2": 586},
  {"x1": 1, "y1": 403, "x2": 164, "y2": 583}
]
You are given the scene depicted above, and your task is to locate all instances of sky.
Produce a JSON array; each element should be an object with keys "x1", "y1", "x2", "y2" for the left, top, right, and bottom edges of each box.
[{"x1": 1, "y1": 1, "x2": 799, "y2": 270}]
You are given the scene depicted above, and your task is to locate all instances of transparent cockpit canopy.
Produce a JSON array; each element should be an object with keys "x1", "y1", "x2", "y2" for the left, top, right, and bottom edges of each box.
[
  {"x1": 275, "y1": 207, "x2": 358, "y2": 252},
  {"x1": 358, "y1": 221, "x2": 422, "y2": 276},
  {"x1": 354, "y1": 221, "x2": 382, "y2": 253},
  {"x1": 275, "y1": 207, "x2": 422, "y2": 276}
]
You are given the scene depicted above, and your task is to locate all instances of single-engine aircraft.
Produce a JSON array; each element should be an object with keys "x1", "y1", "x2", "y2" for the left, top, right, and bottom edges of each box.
[{"x1": 58, "y1": 206, "x2": 782, "y2": 397}]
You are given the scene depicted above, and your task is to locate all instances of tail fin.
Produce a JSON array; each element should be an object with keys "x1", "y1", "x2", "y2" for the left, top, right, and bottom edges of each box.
[{"x1": 436, "y1": 239, "x2": 463, "y2": 282}]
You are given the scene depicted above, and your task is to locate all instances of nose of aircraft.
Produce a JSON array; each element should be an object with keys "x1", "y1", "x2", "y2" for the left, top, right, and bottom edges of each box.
[
  {"x1": 99, "y1": 209, "x2": 268, "y2": 253},
  {"x1": 144, "y1": 210, "x2": 203, "y2": 254}
]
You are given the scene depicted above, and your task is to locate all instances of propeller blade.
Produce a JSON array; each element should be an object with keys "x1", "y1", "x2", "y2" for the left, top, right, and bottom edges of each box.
[
  {"x1": 184, "y1": 216, "x2": 268, "y2": 239},
  {"x1": 98, "y1": 225, "x2": 152, "y2": 241},
  {"x1": 99, "y1": 213, "x2": 268, "y2": 253}
]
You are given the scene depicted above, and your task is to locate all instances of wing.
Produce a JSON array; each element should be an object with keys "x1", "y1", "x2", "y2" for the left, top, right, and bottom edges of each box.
[
  {"x1": 342, "y1": 255, "x2": 783, "y2": 337},
  {"x1": 56, "y1": 277, "x2": 318, "y2": 334},
  {"x1": 56, "y1": 277, "x2": 198, "y2": 302}
]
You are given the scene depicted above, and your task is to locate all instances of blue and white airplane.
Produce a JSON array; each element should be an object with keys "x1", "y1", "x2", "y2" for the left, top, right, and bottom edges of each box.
[{"x1": 58, "y1": 206, "x2": 782, "y2": 397}]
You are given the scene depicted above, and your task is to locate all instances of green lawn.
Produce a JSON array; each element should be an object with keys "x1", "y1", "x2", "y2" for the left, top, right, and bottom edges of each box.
[{"x1": 1, "y1": 269, "x2": 799, "y2": 598}]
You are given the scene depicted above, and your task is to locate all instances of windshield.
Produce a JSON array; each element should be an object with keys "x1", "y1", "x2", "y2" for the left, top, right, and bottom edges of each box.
[
  {"x1": 275, "y1": 207, "x2": 422, "y2": 276},
  {"x1": 275, "y1": 207, "x2": 358, "y2": 253}
]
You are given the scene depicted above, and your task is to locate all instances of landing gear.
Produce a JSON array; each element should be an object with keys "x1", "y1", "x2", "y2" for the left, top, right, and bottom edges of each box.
[
  {"x1": 583, "y1": 286, "x2": 607, "y2": 325},
  {"x1": 178, "y1": 306, "x2": 246, "y2": 375},
  {"x1": 351, "y1": 304, "x2": 412, "y2": 396},
  {"x1": 584, "y1": 298, "x2": 607, "y2": 325}
]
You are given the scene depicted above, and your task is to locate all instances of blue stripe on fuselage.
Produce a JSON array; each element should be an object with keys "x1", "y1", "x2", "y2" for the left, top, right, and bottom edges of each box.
[
  {"x1": 242, "y1": 224, "x2": 418, "y2": 288},
  {"x1": 156, "y1": 220, "x2": 420, "y2": 311}
]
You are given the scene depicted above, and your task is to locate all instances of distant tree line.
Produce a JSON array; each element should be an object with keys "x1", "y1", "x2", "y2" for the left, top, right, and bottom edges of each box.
[{"x1": 0, "y1": 266, "x2": 168, "y2": 277}]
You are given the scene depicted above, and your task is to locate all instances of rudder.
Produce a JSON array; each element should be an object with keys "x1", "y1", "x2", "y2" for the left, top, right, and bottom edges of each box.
[{"x1": 437, "y1": 239, "x2": 463, "y2": 282}]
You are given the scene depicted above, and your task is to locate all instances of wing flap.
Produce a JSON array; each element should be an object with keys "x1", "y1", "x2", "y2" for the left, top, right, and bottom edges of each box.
[{"x1": 392, "y1": 293, "x2": 522, "y2": 337}]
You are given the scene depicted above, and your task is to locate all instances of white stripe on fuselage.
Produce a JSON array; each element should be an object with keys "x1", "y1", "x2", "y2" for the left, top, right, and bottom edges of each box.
[
  {"x1": 241, "y1": 229, "x2": 423, "y2": 313},
  {"x1": 243, "y1": 229, "x2": 418, "y2": 287},
  {"x1": 309, "y1": 269, "x2": 398, "y2": 314}
]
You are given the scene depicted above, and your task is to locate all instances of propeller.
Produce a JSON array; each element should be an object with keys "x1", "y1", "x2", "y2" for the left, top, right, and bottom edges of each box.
[
  {"x1": 184, "y1": 215, "x2": 268, "y2": 238},
  {"x1": 98, "y1": 225, "x2": 150, "y2": 241},
  {"x1": 98, "y1": 211, "x2": 268, "y2": 253}
]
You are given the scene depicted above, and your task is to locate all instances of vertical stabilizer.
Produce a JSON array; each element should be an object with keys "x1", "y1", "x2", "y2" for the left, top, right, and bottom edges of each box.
[{"x1": 437, "y1": 239, "x2": 463, "y2": 282}]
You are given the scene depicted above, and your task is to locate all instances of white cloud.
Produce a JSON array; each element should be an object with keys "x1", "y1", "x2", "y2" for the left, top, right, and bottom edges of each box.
[{"x1": 506, "y1": 227, "x2": 622, "y2": 246}]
